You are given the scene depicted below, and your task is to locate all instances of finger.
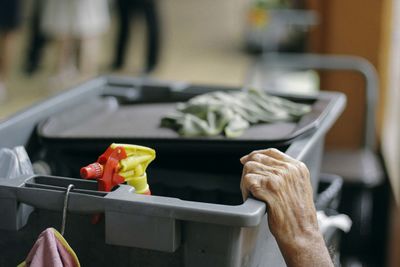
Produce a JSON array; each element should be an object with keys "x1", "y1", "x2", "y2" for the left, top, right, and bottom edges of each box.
[
  {"x1": 244, "y1": 151, "x2": 311, "y2": 186},
  {"x1": 241, "y1": 183, "x2": 249, "y2": 201},
  {"x1": 241, "y1": 148, "x2": 297, "y2": 164},
  {"x1": 269, "y1": 152, "x2": 310, "y2": 181},
  {"x1": 241, "y1": 173, "x2": 274, "y2": 203},
  {"x1": 241, "y1": 173, "x2": 262, "y2": 201},
  {"x1": 243, "y1": 160, "x2": 277, "y2": 175},
  {"x1": 240, "y1": 166, "x2": 248, "y2": 200},
  {"x1": 241, "y1": 152, "x2": 289, "y2": 169},
  {"x1": 262, "y1": 148, "x2": 297, "y2": 163},
  {"x1": 240, "y1": 149, "x2": 265, "y2": 164}
]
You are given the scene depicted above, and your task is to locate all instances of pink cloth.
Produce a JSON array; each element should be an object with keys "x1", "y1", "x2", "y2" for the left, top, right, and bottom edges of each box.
[{"x1": 24, "y1": 228, "x2": 78, "y2": 267}]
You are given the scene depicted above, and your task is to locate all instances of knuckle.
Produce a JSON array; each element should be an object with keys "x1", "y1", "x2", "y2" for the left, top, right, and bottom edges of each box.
[
  {"x1": 289, "y1": 161, "x2": 310, "y2": 182},
  {"x1": 286, "y1": 163, "x2": 297, "y2": 173},
  {"x1": 264, "y1": 177, "x2": 280, "y2": 192},
  {"x1": 279, "y1": 167, "x2": 292, "y2": 180},
  {"x1": 243, "y1": 161, "x2": 252, "y2": 170},
  {"x1": 271, "y1": 168, "x2": 283, "y2": 177},
  {"x1": 250, "y1": 153, "x2": 263, "y2": 162},
  {"x1": 265, "y1": 148, "x2": 277, "y2": 155},
  {"x1": 248, "y1": 179, "x2": 260, "y2": 189},
  {"x1": 297, "y1": 161, "x2": 307, "y2": 170},
  {"x1": 243, "y1": 162, "x2": 252, "y2": 172},
  {"x1": 269, "y1": 148, "x2": 283, "y2": 156},
  {"x1": 281, "y1": 161, "x2": 291, "y2": 170},
  {"x1": 301, "y1": 165, "x2": 311, "y2": 177},
  {"x1": 244, "y1": 161, "x2": 258, "y2": 172},
  {"x1": 295, "y1": 161, "x2": 309, "y2": 175},
  {"x1": 245, "y1": 176, "x2": 261, "y2": 192},
  {"x1": 243, "y1": 173, "x2": 254, "y2": 182},
  {"x1": 248, "y1": 153, "x2": 256, "y2": 161}
]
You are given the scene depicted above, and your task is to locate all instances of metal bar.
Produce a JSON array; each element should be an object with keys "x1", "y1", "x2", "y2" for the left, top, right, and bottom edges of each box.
[{"x1": 253, "y1": 53, "x2": 378, "y2": 150}]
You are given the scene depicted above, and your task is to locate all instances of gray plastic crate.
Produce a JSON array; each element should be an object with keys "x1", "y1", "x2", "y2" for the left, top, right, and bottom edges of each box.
[{"x1": 0, "y1": 76, "x2": 345, "y2": 266}]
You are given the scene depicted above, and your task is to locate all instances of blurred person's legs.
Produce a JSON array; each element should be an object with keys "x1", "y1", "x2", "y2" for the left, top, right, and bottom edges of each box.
[
  {"x1": 50, "y1": 37, "x2": 77, "y2": 84},
  {"x1": 76, "y1": 0, "x2": 109, "y2": 77},
  {"x1": 0, "y1": 32, "x2": 17, "y2": 101},
  {"x1": 41, "y1": 0, "x2": 109, "y2": 87},
  {"x1": 79, "y1": 37, "x2": 101, "y2": 77},
  {"x1": 0, "y1": 33, "x2": 9, "y2": 101},
  {"x1": 112, "y1": 0, "x2": 161, "y2": 74},
  {"x1": 0, "y1": 32, "x2": 16, "y2": 78},
  {"x1": 143, "y1": 0, "x2": 160, "y2": 73},
  {"x1": 112, "y1": 0, "x2": 131, "y2": 70},
  {"x1": 0, "y1": 0, "x2": 22, "y2": 101},
  {"x1": 24, "y1": 0, "x2": 47, "y2": 75},
  {"x1": 40, "y1": 0, "x2": 76, "y2": 87}
]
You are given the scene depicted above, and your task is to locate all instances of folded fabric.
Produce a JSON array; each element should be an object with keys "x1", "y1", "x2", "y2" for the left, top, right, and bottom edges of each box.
[
  {"x1": 18, "y1": 228, "x2": 80, "y2": 267},
  {"x1": 161, "y1": 89, "x2": 311, "y2": 137}
]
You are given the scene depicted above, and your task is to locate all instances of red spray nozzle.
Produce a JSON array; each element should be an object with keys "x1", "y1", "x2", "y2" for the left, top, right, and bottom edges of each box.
[{"x1": 80, "y1": 163, "x2": 103, "y2": 179}]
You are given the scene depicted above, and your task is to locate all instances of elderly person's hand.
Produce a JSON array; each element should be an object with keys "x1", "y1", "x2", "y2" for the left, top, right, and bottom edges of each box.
[{"x1": 240, "y1": 148, "x2": 333, "y2": 267}]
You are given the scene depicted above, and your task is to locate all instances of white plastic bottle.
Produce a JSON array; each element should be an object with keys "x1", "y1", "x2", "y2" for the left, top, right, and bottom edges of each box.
[{"x1": 0, "y1": 146, "x2": 33, "y2": 179}]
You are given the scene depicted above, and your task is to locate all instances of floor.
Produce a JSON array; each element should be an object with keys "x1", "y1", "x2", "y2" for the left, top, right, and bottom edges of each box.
[{"x1": 0, "y1": 0, "x2": 252, "y2": 120}]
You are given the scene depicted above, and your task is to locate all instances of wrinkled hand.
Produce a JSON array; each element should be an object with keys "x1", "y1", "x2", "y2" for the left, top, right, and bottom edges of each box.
[{"x1": 240, "y1": 148, "x2": 333, "y2": 267}]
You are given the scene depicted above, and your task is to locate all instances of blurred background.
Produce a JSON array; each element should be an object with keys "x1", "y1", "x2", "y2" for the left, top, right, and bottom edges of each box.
[
  {"x1": 0, "y1": 0, "x2": 253, "y2": 117},
  {"x1": 0, "y1": 0, "x2": 399, "y2": 266}
]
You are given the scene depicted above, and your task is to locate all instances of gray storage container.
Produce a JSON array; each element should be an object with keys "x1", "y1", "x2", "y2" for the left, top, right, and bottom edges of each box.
[{"x1": 0, "y1": 76, "x2": 345, "y2": 266}]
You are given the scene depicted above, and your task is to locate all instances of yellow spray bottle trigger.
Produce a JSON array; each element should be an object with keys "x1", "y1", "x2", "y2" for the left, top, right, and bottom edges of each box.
[
  {"x1": 111, "y1": 143, "x2": 155, "y2": 194},
  {"x1": 81, "y1": 143, "x2": 156, "y2": 194}
]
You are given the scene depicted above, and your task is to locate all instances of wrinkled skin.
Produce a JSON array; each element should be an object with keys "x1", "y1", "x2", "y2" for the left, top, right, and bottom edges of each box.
[{"x1": 240, "y1": 148, "x2": 333, "y2": 267}]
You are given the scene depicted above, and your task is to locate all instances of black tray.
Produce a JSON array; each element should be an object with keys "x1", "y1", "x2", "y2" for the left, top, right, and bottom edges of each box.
[{"x1": 37, "y1": 89, "x2": 333, "y2": 149}]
